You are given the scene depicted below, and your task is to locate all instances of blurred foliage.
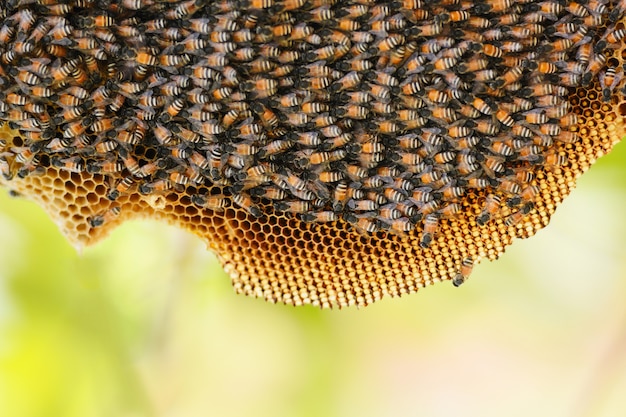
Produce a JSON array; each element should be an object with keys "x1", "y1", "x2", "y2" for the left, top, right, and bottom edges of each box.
[{"x1": 1, "y1": 143, "x2": 626, "y2": 417}]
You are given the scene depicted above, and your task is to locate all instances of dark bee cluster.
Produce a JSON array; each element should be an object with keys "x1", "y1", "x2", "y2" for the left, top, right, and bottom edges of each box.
[{"x1": 0, "y1": 0, "x2": 625, "y2": 245}]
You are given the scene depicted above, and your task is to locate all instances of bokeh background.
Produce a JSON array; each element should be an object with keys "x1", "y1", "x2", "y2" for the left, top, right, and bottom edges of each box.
[{"x1": 1, "y1": 141, "x2": 625, "y2": 417}]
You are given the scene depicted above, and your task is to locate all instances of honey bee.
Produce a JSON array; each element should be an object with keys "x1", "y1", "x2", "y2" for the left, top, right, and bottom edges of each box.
[
  {"x1": 273, "y1": 199, "x2": 311, "y2": 214},
  {"x1": 482, "y1": 43, "x2": 503, "y2": 58},
  {"x1": 604, "y1": 27, "x2": 626, "y2": 44},
  {"x1": 88, "y1": 206, "x2": 121, "y2": 228},
  {"x1": 377, "y1": 203, "x2": 402, "y2": 223},
  {"x1": 0, "y1": 157, "x2": 11, "y2": 180},
  {"x1": 137, "y1": 178, "x2": 171, "y2": 195},
  {"x1": 380, "y1": 187, "x2": 403, "y2": 203},
  {"x1": 544, "y1": 151, "x2": 568, "y2": 167},
  {"x1": 199, "y1": 119, "x2": 229, "y2": 137},
  {"x1": 471, "y1": 97, "x2": 494, "y2": 115},
  {"x1": 343, "y1": 212, "x2": 378, "y2": 235},
  {"x1": 301, "y1": 211, "x2": 338, "y2": 223},
  {"x1": 507, "y1": 185, "x2": 540, "y2": 208},
  {"x1": 432, "y1": 151, "x2": 455, "y2": 164},
  {"x1": 107, "y1": 177, "x2": 134, "y2": 200},
  {"x1": 582, "y1": 53, "x2": 607, "y2": 86},
  {"x1": 50, "y1": 155, "x2": 84, "y2": 173},
  {"x1": 477, "y1": 194, "x2": 501, "y2": 226},
  {"x1": 452, "y1": 258, "x2": 474, "y2": 287},
  {"x1": 191, "y1": 194, "x2": 229, "y2": 211},
  {"x1": 504, "y1": 205, "x2": 532, "y2": 227},
  {"x1": 60, "y1": 115, "x2": 92, "y2": 138},
  {"x1": 446, "y1": 123, "x2": 472, "y2": 138},
  {"x1": 121, "y1": 0, "x2": 144, "y2": 10},
  {"x1": 466, "y1": 119, "x2": 497, "y2": 136},
  {"x1": 346, "y1": 198, "x2": 378, "y2": 212},
  {"x1": 600, "y1": 67, "x2": 624, "y2": 101},
  {"x1": 419, "y1": 214, "x2": 439, "y2": 248}
]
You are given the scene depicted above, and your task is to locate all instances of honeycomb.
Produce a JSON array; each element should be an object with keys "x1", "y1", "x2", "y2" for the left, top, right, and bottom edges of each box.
[
  {"x1": 2, "y1": 76, "x2": 623, "y2": 308},
  {"x1": 0, "y1": 1, "x2": 625, "y2": 308}
]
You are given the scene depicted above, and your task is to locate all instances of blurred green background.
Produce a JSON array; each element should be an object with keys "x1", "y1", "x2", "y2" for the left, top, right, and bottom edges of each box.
[{"x1": 1, "y1": 144, "x2": 626, "y2": 417}]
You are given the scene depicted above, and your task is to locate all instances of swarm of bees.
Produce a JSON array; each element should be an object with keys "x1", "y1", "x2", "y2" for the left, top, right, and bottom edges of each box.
[{"x1": 1, "y1": 0, "x2": 625, "y2": 307}]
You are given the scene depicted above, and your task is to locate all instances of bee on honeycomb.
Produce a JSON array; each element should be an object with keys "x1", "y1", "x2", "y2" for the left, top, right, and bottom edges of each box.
[{"x1": 1, "y1": 0, "x2": 626, "y2": 308}]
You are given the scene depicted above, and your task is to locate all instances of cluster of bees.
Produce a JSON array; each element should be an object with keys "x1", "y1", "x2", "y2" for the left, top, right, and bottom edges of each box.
[{"x1": 0, "y1": 0, "x2": 625, "y2": 248}]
